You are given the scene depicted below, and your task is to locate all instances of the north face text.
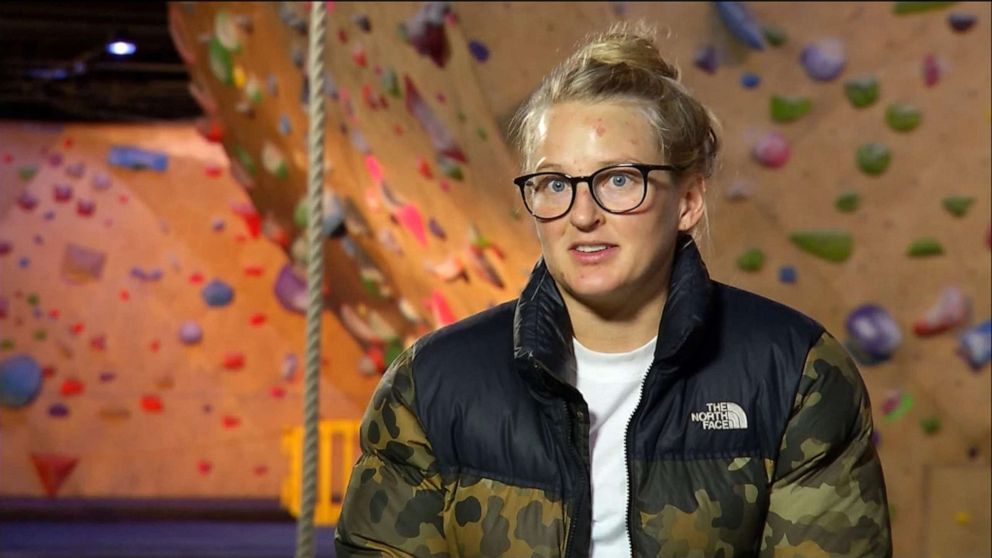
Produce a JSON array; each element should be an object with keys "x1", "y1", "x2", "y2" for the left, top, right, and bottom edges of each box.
[{"x1": 690, "y1": 402, "x2": 748, "y2": 430}]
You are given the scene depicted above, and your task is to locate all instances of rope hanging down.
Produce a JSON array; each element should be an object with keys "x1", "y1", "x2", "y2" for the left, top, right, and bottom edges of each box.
[{"x1": 295, "y1": 2, "x2": 327, "y2": 557}]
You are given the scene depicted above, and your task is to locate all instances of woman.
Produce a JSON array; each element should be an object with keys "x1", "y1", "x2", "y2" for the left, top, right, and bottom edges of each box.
[{"x1": 336, "y1": 22, "x2": 892, "y2": 557}]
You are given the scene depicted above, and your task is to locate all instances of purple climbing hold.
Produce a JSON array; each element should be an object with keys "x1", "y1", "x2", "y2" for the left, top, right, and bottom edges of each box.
[
  {"x1": 948, "y1": 12, "x2": 977, "y2": 33},
  {"x1": 211, "y1": 217, "x2": 225, "y2": 231},
  {"x1": 800, "y1": 38, "x2": 846, "y2": 81},
  {"x1": 468, "y1": 40, "x2": 489, "y2": 62},
  {"x1": 92, "y1": 172, "x2": 112, "y2": 191},
  {"x1": 53, "y1": 183, "x2": 73, "y2": 203},
  {"x1": 65, "y1": 162, "x2": 85, "y2": 179},
  {"x1": 282, "y1": 353, "x2": 298, "y2": 382},
  {"x1": 715, "y1": 1, "x2": 765, "y2": 50},
  {"x1": 48, "y1": 402, "x2": 70, "y2": 418},
  {"x1": 179, "y1": 321, "x2": 203, "y2": 345},
  {"x1": 428, "y1": 218, "x2": 447, "y2": 240},
  {"x1": 957, "y1": 320, "x2": 991, "y2": 370},
  {"x1": 202, "y1": 279, "x2": 235, "y2": 307},
  {"x1": 99, "y1": 371, "x2": 116, "y2": 383},
  {"x1": 694, "y1": 44, "x2": 718, "y2": 74},
  {"x1": 846, "y1": 304, "x2": 902, "y2": 361},
  {"x1": 274, "y1": 264, "x2": 307, "y2": 314},
  {"x1": 131, "y1": 267, "x2": 164, "y2": 282}
]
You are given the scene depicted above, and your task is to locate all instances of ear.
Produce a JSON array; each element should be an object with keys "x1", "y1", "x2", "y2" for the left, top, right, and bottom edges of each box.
[{"x1": 677, "y1": 175, "x2": 706, "y2": 232}]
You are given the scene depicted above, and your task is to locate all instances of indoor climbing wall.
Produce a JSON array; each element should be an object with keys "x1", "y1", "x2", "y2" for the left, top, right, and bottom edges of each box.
[
  {"x1": 0, "y1": 2, "x2": 988, "y2": 556},
  {"x1": 0, "y1": 121, "x2": 379, "y2": 497}
]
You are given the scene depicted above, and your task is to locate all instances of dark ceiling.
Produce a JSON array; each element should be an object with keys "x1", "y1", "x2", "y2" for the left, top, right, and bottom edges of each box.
[{"x1": 0, "y1": 1, "x2": 201, "y2": 122}]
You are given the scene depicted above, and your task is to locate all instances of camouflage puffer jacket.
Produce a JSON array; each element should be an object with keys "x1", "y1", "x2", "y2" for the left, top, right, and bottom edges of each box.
[{"x1": 336, "y1": 235, "x2": 892, "y2": 557}]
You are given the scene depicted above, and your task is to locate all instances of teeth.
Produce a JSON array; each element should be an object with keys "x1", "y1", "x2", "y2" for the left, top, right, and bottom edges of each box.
[{"x1": 576, "y1": 245, "x2": 608, "y2": 253}]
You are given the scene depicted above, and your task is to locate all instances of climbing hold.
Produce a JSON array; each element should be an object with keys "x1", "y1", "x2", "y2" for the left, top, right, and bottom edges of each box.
[
  {"x1": 426, "y1": 289, "x2": 457, "y2": 328},
  {"x1": 76, "y1": 199, "x2": 95, "y2": 217},
  {"x1": 208, "y1": 36, "x2": 234, "y2": 85},
  {"x1": 249, "y1": 312, "x2": 266, "y2": 326},
  {"x1": 886, "y1": 102, "x2": 922, "y2": 132},
  {"x1": 282, "y1": 353, "x2": 298, "y2": 382},
  {"x1": 65, "y1": 162, "x2": 85, "y2": 179},
  {"x1": 278, "y1": 114, "x2": 291, "y2": 135},
  {"x1": 60, "y1": 378, "x2": 84, "y2": 397},
  {"x1": 693, "y1": 44, "x2": 718, "y2": 74},
  {"x1": 468, "y1": 246, "x2": 505, "y2": 289},
  {"x1": 736, "y1": 248, "x2": 765, "y2": 272},
  {"x1": 752, "y1": 132, "x2": 790, "y2": 168},
  {"x1": 245, "y1": 74, "x2": 263, "y2": 104},
  {"x1": 261, "y1": 141, "x2": 288, "y2": 179},
  {"x1": 351, "y1": 44, "x2": 368, "y2": 68},
  {"x1": 140, "y1": 394, "x2": 163, "y2": 413},
  {"x1": 428, "y1": 217, "x2": 446, "y2": 240},
  {"x1": 948, "y1": 12, "x2": 977, "y2": 33},
  {"x1": 942, "y1": 196, "x2": 974, "y2": 217},
  {"x1": 740, "y1": 72, "x2": 760, "y2": 89},
  {"x1": 222, "y1": 415, "x2": 241, "y2": 429},
  {"x1": 92, "y1": 172, "x2": 111, "y2": 190},
  {"x1": 405, "y1": 74, "x2": 467, "y2": 162},
  {"x1": 108, "y1": 145, "x2": 169, "y2": 172},
  {"x1": 61, "y1": 244, "x2": 106, "y2": 284},
  {"x1": 31, "y1": 453, "x2": 79, "y2": 497},
  {"x1": 417, "y1": 156, "x2": 433, "y2": 179},
  {"x1": 907, "y1": 237, "x2": 944, "y2": 257},
  {"x1": 46, "y1": 400, "x2": 69, "y2": 417},
  {"x1": 222, "y1": 352, "x2": 245, "y2": 370},
  {"x1": 716, "y1": 1, "x2": 765, "y2": 50},
  {"x1": 16, "y1": 191, "x2": 38, "y2": 211},
  {"x1": 770, "y1": 95, "x2": 812, "y2": 122},
  {"x1": 790, "y1": 230, "x2": 852, "y2": 262},
  {"x1": 778, "y1": 265, "x2": 797, "y2": 284},
  {"x1": 352, "y1": 13, "x2": 371, "y2": 32},
  {"x1": 437, "y1": 156, "x2": 464, "y2": 180},
  {"x1": 957, "y1": 320, "x2": 991, "y2": 369},
  {"x1": 922, "y1": 54, "x2": 942, "y2": 87},
  {"x1": 920, "y1": 416, "x2": 942, "y2": 435},
  {"x1": 202, "y1": 279, "x2": 235, "y2": 307},
  {"x1": 0, "y1": 354, "x2": 42, "y2": 408},
  {"x1": 847, "y1": 304, "x2": 902, "y2": 361},
  {"x1": 856, "y1": 143, "x2": 891, "y2": 175},
  {"x1": 427, "y1": 256, "x2": 466, "y2": 282},
  {"x1": 954, "y1": 511, "x2": 973, "y2": 525},
  {"x1": 99, "y1": 371, "x2": 116, "y2": 383},
  {"x1": 99, "y1": 405, "x2": 130, "y2": 421},
  {"x1": 800, "y1": 38, "x2": 845, "y2": 81},
  {"x1": 882, "y1": 391, "x2": 913, "y2": 421},
  {"x1": 468, "y1": 39, "x2": 490, "y2": 62},
  {"x1": 273, "y1": 264, "x2": 307, "y2": 314},
  {"x1": 0, "y1": 240, "x2": 10, "y2": 256},
  {"x1": 893, "y1": 1, "x2": 956, "y2": 15},
  {"x1": 762, "y1": 25, "x2": 788, "y2": 46},
  {"x1": 179, "y1": 321, "x2": 203, "y2": 345},
  {"x1": 835, "y1": 191, "x2": 860, "y2": 213},
  {"x1": 914, "y1": 286, "x2": 970, "y2": 336},
  {"x1": 402, "y1": 2, "x2": 451, "y2": 67},
  {"x1": 215, "y1": 11, "x2": 242, "y2": 52},
  {"x1": 844, "y1": 75, "x2": 879, "y2": 108}
]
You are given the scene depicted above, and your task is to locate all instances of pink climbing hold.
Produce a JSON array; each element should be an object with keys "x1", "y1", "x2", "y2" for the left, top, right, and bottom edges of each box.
[
  {"x1": 426, "y1": 289, "x2": 456, "y2": 328},
  {"x1": 752, "y1": 132, "x2": 790, "y2": 168},
  {"x1": 923, "y1": 54, "x2": 941, "y2": 87},
  {"x1": 913, "y1": 286, "x2": 970, "y2": 336},
  {"x1": 395, "y1": 204, "x2": 428, "y2": 247},
  {"x1": 364, "y1": 154, "x2": 384, "y2": 185}
]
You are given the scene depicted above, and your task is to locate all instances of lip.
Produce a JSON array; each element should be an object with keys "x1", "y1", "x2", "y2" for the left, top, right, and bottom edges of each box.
[{"x1": 568, "y1": 242, "x2": 618, "y2": 264}]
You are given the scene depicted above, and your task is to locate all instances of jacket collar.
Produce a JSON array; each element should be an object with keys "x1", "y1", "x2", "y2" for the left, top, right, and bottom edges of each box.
[{"x1": 512, "y1": 233, "x2": 713, "y2": 393}]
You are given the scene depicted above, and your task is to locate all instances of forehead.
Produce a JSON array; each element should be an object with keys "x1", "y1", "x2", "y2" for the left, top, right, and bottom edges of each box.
[{"x1": 535, "y1": 100, "x2": 663, "y2": 167}]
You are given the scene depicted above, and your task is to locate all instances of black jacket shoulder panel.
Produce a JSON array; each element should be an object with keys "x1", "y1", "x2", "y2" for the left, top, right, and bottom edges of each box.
[
  {"x1": 411, "y1": 300, "x2": 563, "y2": 490},
  {"x1": 636, "y1": 282, "x2": 826, "y2": 460}
]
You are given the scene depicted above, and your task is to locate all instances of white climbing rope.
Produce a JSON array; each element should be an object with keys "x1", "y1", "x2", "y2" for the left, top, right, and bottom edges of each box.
[{"x1": 295, "y1": 2, "x2": 326, "y2": 557}]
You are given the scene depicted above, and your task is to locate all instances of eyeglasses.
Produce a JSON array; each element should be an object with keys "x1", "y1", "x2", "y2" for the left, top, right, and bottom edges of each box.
[{"x1": 512, "y1": 163, "x2": 683, "y2": 220}]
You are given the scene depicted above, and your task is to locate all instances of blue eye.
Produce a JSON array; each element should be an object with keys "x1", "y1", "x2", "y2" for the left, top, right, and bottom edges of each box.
[
  {"x1": 611, "y1": 175, "x2": 628, "y2": 187},
  {"x1": 550, "y1": 179, "x2": 567, "y2": 192}
]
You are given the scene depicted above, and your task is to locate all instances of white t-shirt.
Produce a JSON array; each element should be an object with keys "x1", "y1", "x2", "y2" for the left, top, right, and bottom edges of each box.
[{"x1": 572, "y1": 335, "x2": 657, "y2": 558}]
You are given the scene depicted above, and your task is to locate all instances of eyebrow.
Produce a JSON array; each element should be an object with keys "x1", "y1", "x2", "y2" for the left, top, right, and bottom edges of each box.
[{"x1": 535, "y1": 158, "x2": 645, "y2": 173}]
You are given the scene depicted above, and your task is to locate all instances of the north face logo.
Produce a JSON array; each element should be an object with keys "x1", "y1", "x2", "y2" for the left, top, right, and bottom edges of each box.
[{"x1": 690, "y1": 402, "x2": 748, "y2": 430}]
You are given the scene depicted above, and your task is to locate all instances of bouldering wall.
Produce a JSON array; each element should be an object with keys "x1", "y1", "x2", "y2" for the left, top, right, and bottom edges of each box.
[
  {"x1": 0, "y1": 2, "x2": 988, "y2": 557},
  {"x1": 0, "y1": 121, "x2": 378, "y2": 497}
]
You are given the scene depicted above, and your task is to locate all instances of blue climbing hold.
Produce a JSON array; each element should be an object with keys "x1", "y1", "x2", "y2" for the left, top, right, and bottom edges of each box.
[
  {"x1": 0, "y1": 354, "x2": 43, "y2": 408},
  {"x1": 716, "y1": 2, "x2": 765, "y2": 50},
  {"x1": 846, "y1": 304, "x2": 902, "y2": 362},
  {"x1": 468, "y1": 40, "x2": 490, "y2": 62},
  {"x1": 778, "y1": 265, "x2": 797, "y2": 284},
  {"x1": 741, "y1": 72, "x2": 761, "y2": 89},
  {"x1": 202, "y1": 279, "x2": 235, "y2": 307}
]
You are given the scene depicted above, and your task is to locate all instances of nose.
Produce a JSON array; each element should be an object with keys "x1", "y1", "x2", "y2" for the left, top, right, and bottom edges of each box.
[{"x1": 568, "y1": 181, "x2": 604, "y2": 230}]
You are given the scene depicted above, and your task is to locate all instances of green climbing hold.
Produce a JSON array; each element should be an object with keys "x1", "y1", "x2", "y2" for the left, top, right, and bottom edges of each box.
[
  {"x1": 476, "y1": 126, "x2": 488, "y2": 140},
  {"x1": 770, "y1": 95, "x2": 812, "y2": 122},
  {"x1": 293, "y1": 198, "x2": 309, "y2": 228},
  {"x1": 790, "y1": 230, "x2": 853, "y2": 262},
  {"x1": 261, "y1": 142, "x2": 289, "y2": 180},
  {"x1": 232, "y1": 145, "x2": 257, "y2": 176},
  {"x1": 438, "y1": 158, "x2": 464, "y2": 181},
  {"x1": 844, "y1": 75, "x2": 879, "y2": 108},
  {"x1": 33, "y1": 329, "x2": 47, "y2": 341},
  {"x1": 762, "y1": 25, "x2": 788, "y2": 47},
  {"x1": 0, "y1": 339, "x2": 13, "y2": 351},
  {"x1": 737, "y1": 248, "x2": 765, "y2": 272},
  {"x1": 245, "y1": 75, "x2": 263, "y2": 105},
  {"x1": 835, "y1": 191, "x2": 860, "y2": 213},
  {"x1": 885, "y1": 393, "x2": 914, "y2": 421},
  {"x1": 942, "y1": 196, "x2": 974, "y2": 217},
  {"x1": 385, "y1": 338, "x2": 404, "y2": 367},
  {"x1": 920, "y1": 416, "x2": 942, "y2": 435},
  {"x1": 382, "y1": 68, "x2": 400, "y2": 98},
  {"x1": 18, "y1": 165, "x2": 39, "y2": 182},
  {"x1": 893, "y1": 1, "x2": 956, "y2": 15},
  {"x1": 215, "y1": 11, "x2": 242, "y2": 53},
  {"x1": 907, "y1": 238, "x2": 944, "y2": 257},
  {"x1": 208, "y1": 36, "x2": 234, "y2": 86},
  {"x1": 27, "y1": 293, "x2": 39, "y2": 307},
  {"x1": 886, "y1": 103, "x2": 922, "y2": 132},
  {"x1": 456, "y1": 111, "x2": 467, "y2": 123},
  {"x1": 857, "y1": 143, "x2": 891, "y2": 176},
  {"x1": 360, "y1": 276, "x2": 382, "y2": 298}
]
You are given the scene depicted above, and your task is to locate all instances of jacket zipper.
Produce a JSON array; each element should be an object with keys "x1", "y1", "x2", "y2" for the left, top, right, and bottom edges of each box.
[
  {"x1": 623, "y1": 362, "x2": 654, "y2": 558},
  {"x1": 562, "y1": 399, "x2": 588, "y2": 558}
]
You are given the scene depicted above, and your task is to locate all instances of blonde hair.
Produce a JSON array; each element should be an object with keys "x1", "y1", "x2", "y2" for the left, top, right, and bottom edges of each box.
[{"x1": 508, "y1": 21, "x2": 720, "y2": 245}]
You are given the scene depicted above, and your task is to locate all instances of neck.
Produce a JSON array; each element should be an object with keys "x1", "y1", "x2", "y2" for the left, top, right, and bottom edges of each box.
[{"x1": 563, "y1": 282, "x2": 669, "y2": 353}]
